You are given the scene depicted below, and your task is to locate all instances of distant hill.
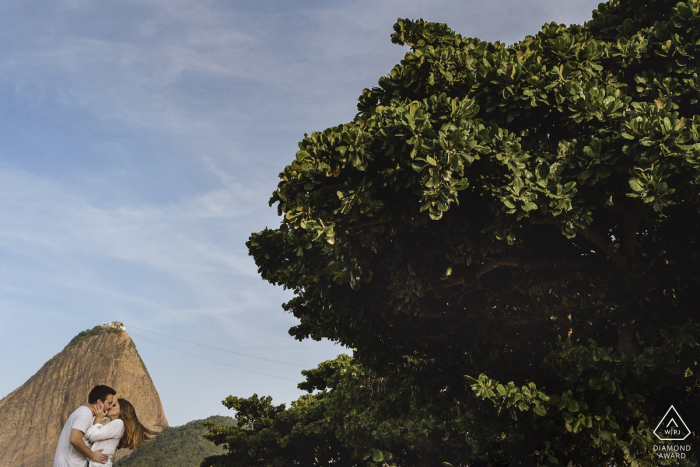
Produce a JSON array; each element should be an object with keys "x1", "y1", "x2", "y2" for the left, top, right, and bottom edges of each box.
[
  {"x1": 114, "y1": 415, "x2": 236, "y2": 467},
  {"x1": 0, "y1": 323, "x2": 168, "y2": 467}
]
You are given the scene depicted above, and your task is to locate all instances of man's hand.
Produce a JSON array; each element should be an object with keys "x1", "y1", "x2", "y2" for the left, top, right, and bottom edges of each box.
[
  {"x1": 69, "y1": 429, "x2": 108, "y2": 463},
  {"x1": 89, "y1": 449, "x2": 108, "y2": 464}
]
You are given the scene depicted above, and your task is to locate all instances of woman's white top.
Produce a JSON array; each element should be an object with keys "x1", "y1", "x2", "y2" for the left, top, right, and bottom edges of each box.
[{"x1": 83, "y1": 419, "x2": 125, "y2": 467}]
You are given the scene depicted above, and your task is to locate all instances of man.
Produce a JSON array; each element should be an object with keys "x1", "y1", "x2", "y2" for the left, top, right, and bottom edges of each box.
[{"x1": 54, "y1": 385, "x2": 116, "y2": 466}]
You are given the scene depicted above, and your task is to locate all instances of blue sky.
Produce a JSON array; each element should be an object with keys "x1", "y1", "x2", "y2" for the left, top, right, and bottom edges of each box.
[{"x1": 0, "y1": 0, "x2": 602, "y2": 425}]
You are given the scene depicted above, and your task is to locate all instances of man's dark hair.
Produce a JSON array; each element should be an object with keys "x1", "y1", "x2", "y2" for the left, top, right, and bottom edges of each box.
[{"x1": 88, "y1": 385, "x2": 116, "y2": 404}]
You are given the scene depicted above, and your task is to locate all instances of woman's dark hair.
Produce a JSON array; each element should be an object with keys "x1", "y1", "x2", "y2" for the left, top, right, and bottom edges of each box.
[
  {"x1": 88, "y1": 385, "x2": 116, "y2": 404},
  {"x1": 117, "y1": 398, "x2": 157, "y2": 450}
]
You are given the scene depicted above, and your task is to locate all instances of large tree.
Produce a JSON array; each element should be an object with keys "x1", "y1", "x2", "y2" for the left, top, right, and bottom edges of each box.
[{"x1": 235, "y1": 0, "x2": 700, "y2": 465}]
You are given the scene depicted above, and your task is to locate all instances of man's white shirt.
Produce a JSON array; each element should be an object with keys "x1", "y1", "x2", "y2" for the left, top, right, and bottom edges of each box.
[{"x1": 54, "y1": 406, "x2": 93, "y2": 467}]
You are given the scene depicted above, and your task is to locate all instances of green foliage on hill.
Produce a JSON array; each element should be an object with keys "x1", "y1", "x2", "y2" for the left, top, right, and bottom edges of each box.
[
  {"x1": 65, "y1": 325, "x2": 123, "y2": 350},
  {"x1": 114, "y1": 416, "x2": 235, "y2": 467}
]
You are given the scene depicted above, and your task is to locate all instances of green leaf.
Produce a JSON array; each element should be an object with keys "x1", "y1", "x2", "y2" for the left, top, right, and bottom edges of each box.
[
  {"x1": 629, "y1": 179, "x2": 644, "y2": 191},
  {"x1": 523, "y1": 201, "x2": 538, "y2": 211},
  {"x1": 579, "y1": 169, "x2": 593, "y2": 180},
  {"x1": 573, "y1": 418, "x2": 582, "y2": 433},
  {"x1": 512, "y1": 177, "x2": 524, "y2": 195},
  {"x1": 534, "y1": 403, "x2": 547, "y2": 416}
]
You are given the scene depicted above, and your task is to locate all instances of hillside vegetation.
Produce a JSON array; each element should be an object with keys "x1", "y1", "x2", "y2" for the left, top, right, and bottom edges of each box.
[
  {"x1": 65, "y1": 325, "x2": 123, "y2": 350},
  {"x1": 115, "y1": 416, "x2": 235, "y2": 467}
]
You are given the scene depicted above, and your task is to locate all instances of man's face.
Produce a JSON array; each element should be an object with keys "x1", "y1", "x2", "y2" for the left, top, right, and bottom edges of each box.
[{"x1": 102, "y1": 394, "x2": 114, "y2": 411}]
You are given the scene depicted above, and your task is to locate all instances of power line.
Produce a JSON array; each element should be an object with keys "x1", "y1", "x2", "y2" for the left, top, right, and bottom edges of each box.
[
  {"x1": 126, "y1": 325, "x2": 306, "y2": 368},
  {"x1": 131, "y1": 333, "x2": 301, "y2": 383}
]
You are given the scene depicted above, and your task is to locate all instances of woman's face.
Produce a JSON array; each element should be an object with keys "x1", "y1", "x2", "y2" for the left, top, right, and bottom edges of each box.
[{"x1": 107, "y1": 400, "x2": 120, "y2": 420}]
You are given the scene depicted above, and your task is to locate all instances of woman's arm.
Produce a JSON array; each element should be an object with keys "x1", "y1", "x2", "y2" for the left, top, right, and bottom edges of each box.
[{"x1": 85, "y1": 420, "x2": 124, "y2": 442}]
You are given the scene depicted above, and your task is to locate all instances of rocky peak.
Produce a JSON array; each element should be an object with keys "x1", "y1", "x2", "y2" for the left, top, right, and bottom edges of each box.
[{"x1": 0, "y1": 325, "x2": 168, "y2": 467}]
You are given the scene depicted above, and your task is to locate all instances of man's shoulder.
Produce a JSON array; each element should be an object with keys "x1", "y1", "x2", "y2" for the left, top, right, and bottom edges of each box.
[
  {"x1": 67, "y1": 405, "x2": 90, "y2": 421},
  {"x1": 68, "y1": 405, "x2": 93, "y2": 429},
  {"x1": 70, "y1": 405, "x2": 92, "y2": 417}
]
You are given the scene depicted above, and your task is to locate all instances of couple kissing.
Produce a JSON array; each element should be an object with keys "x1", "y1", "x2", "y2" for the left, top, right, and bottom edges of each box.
[{"x1": 54, "y1": 385, "x2": 155, "y2": 467}]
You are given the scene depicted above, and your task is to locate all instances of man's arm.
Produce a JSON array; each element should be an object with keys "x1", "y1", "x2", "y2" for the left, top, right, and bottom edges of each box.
[{"x1": 69, "y1": 429, "x2": 108, "y2": 464}]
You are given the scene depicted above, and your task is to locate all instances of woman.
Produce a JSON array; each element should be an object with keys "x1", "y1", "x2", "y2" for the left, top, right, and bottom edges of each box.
[{"x1": 84, "y1": 398, "x2": 156, "y2": 467}]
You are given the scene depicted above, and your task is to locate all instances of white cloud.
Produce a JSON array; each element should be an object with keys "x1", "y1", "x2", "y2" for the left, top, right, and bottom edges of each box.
[{"x1": 0, "y1": 166, "x2": 262, "y2": 311}]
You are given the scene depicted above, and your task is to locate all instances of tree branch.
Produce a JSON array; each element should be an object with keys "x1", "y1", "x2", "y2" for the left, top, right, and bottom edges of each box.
[
  {"x1": 575, "y1": 225, "x2": 628, "y2": 271},
  {"x1": 529, "y1": 215, "x2": 628, "y2": 271},
  {"x1": 529, "y1": 215, "x2": 559, "y2": 226},
  {"x1": 430, "y1": 256, "x2": 521, "y2": 293},
  {"x1": 431, "y1": 274, "x2": 470, "y2": 291},
  {"x1": 475, "y1": 256, "x2": 520, "y2": 280}
]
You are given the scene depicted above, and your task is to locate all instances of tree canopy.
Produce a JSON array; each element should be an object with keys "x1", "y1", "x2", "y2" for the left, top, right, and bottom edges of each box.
[{"x1": 211, "y1": 0, "x2": 700, "y2": 465}]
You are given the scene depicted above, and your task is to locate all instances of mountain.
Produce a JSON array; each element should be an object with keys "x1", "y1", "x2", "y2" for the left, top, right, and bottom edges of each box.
[
  {"x1": 114, "y1": 415, "x2": 236, "y2": 467},
  {"x1": 0, "y1": 323, "x2": 168, "y2": 467}
]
